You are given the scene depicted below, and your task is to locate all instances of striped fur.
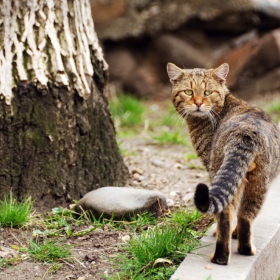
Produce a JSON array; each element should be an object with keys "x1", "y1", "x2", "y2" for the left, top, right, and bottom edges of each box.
[{"x1": 167, "y1": 62, "x2": 280, "y2": 265}]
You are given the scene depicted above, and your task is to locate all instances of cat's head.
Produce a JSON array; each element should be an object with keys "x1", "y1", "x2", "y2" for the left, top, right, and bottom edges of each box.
[{"x1": 167, "y1": 63, "x2": 229, "y2": 119}]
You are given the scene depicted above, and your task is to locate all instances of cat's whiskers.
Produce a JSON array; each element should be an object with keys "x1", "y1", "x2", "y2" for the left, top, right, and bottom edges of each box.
[
  {"x1": 166, "y1": 107, "x2": 184, "y2": 127},
  {"x1": 210, "y1": 109, "x2": 221, "y2": 120},
  {"x1": 206, "y1": 111, "x2": 217, "y2": 130},
  {"x1": 177, "y1": 106, "x2": 189, "y2": 120},
  {"x1": 175, "y1": 108, "x2": 188, "y2": 126},
  {"x1": 181, "y1": 109, "x2": 189, "y2": 120},
  {"x1": 166, "y1": 108, "x2": 185, "y2": 126}
]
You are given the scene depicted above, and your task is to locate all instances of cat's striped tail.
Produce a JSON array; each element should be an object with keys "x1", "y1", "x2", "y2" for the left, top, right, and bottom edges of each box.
[{"x1": 194, "y1": 135, "x2": 257, "y2": 215}]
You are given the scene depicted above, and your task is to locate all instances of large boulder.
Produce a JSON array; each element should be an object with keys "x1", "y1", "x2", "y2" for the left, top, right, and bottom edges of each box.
[
  {"x1": 91, "y1": 0, "x2": 280, "y2": 40},
  {"x1": 76, "y1": 187, "x2": 167, "y2": 219}
]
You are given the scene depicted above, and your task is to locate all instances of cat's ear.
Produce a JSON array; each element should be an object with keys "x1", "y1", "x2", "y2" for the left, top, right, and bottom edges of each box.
[
  {"x1": 167, "y1": 63, "x2": 184, "y2": 84},
  {"x1": 211, "y1": 63, "x2": 229, "y2": 84}
]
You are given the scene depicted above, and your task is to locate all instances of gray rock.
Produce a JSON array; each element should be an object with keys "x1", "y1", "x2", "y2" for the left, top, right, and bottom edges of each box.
[
  {"x1": 152, "y1": 159, "x2": 165, "y2": 167},
  {"x1": 152, "y1": 34, "x2": 210, "y2": 69},
  {"x1": 76, "y1": 187, "x2": 167, "y2": 219}
]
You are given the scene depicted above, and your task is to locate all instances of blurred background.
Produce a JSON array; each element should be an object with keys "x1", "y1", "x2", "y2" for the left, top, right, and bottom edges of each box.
[
  {"x1": 87, "y1": 0, "x2": 280, "y2": 204},
  {"x1": 91, "y1": 0, "x2": 280, "y2": 102}
]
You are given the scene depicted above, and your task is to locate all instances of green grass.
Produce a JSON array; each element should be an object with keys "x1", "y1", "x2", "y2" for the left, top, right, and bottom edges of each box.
[
  {"x1": 264, "y1": 99, "x2": 280, "y2": 122},
  {"x1": 26, "y1": 238, "x2": 73, "y2": 263},
  {"x1": 30, "y1": 206, "x2": 92, "y2": 238},
  {"x1": 184, "y1": 153, "x2": 198, "y2": 161},
  {"x1": 265, "y1": 100, "x2": 280, "y2": 113},
  {"x1": 109, "y1": 94, "x2": 145, "y2": 128},
  {"x1": 107, "y1": 209, "x2": 206, "y2": 279},
  {"x1": 0, "y1": 193, "x2": 34, "y2": 227},
  {"x1": 187, "y1": 163, "x2": 206, "y2": 170},
  {"x1": 152, "y1": 130, "x2": 188, "y2": 145},
  {"x1": 109, "y1": 94, "x2": 191, "y2": 149},
  {"x1": 107, "y1": 212, "x2": 158, "y2": 232},
  {"x1": 0, "y1": 257, "x2": 21, "y2": 268}
]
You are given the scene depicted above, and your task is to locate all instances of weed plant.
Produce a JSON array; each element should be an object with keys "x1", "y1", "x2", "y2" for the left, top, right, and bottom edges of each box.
[
  {"x1": 27, "y1": 238, "x2": 73, "y2": 263},
  {"x1": 152, "y1": 130, "x2": 188, "y2": 145},
  {"x1": 108, "y1": 209, "x2": 206, "y2": 279},
  {"x1": 0, "y1": 193, "x2": 33, "y2": 227},
  {"x1": 109, "y1": 94, "x2": 145, "y2": 128},
  {"x1": 264, "y1": 99, "x2": 280, "y2": 122}
]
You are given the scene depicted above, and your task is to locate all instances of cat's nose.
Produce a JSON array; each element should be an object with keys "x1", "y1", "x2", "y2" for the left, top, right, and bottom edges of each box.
[{"x1": 195, "y1": 101, "x2": 202, "y2": 107}]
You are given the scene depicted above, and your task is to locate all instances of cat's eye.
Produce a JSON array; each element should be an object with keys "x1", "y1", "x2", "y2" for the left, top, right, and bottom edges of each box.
[
  {"x1": 184, "y1": 90, "x2": 193, "y2": 96},
  {"x1": 204, "y1": 90, "x2": 212, "y2": 96}
]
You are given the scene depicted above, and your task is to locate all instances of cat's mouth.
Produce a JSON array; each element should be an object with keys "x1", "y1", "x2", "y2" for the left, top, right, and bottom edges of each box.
[{"x1": 191, "y1": 108, "x2": 206, "y2": 116}]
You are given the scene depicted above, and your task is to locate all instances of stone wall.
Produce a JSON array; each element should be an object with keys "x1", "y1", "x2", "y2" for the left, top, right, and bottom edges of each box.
[{"x1": 90, "y1": 0, "x2": 280, "y2": 99}]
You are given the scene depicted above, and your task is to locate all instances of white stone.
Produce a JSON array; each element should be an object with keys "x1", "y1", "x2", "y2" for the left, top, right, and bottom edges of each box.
[
  {"x1": 166, "y1": 198, "x2": 175, "y2": 207},
  {"x1": 76, "y1": 187, "x2": 167, "y2": 218},
  {"x1": 121, "y1": 235, "x2": 131, "y2": 242},
  {"x1": 152, "y1": 159, "x2": 165, "y2": 167}
]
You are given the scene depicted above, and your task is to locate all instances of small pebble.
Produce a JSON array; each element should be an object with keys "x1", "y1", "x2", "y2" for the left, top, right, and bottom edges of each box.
[
  {"x1": 68, "y1": 203, "x2": 76, "y2": 210},
  {"x1": 121, "y1": 235, "x2": 131, "y2": 242},
  {"x1": 166, "y1": 198, "x2": 175, "y2": 207},
  {"x1": 170, "y1": 191, "x2": 180, "y2": 196},
  {"x1": 139, "y1": 175, "x2": 145, "y2": 181},
  {"x1": 94, "y1": 228, "x2": 103, "y2": 233},
  {"x1": 132, "y1": 180, "x2": 140, "y2": 185},
  {"x1": 174, "y1": 163, "x2": 183, "y2": 169},
  {"x1": 104, "y1": 270, "x2": 109, "y2": 277},
  {"x1": 132, "y1": 168, "x2": 144, "y2": 175},
  {"x1": 152, "y1": 159, "x2": 165, "y2": 167},
  {"x1": 77, "y1": 277, "x2": 86, "y2": 280},
  {"x1": 205, "y1": 265, "x2": 212, "y2": 270},
  {"x1": 133, "y1": 173, "x2": 141, "y2": 180}
]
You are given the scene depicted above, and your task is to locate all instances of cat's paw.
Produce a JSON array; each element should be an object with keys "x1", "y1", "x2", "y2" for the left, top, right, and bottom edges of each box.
[
  {"x1": 238, "y1": 244, "x2": 256, "y2": 255},
  {"x1": 210, "y1": 251, "x2": 229, "y2": 265}
]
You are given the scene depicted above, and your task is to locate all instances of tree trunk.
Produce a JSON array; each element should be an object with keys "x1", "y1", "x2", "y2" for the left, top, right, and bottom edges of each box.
[{"x1": 0, "y1": 0, "x2": 128, "y2": 208}]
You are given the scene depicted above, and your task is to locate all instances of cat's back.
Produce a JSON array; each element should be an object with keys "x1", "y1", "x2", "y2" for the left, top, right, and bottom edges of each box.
[
  {"x1": 210, "y1": 94, "x2": 280, "y2": 181},
  {"x1": 217, "y1": 94, "x2": 280, "y2": 146}
]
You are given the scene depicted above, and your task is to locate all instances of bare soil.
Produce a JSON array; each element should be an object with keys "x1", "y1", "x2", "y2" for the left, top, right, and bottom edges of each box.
[{"x1": 0, "y1": 133, "x2": 208, "y2": 280}]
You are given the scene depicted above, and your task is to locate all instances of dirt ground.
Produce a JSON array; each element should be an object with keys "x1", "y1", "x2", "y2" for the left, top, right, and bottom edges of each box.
[{"x1": 0, "y1": 132, "x2": 208, "y2": 280}]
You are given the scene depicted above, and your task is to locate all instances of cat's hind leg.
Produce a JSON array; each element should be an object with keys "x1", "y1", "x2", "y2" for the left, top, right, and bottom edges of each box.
[
  {"x1": 231, "y1": 179, "x2": 247, "y2": 239},
  {"x1": 210, "y1": 203, "x2": 234, "y2": 265},
  {"x1": 212, "y1": 179, "x2": 245, "y2": 240},
  {"x1": 235, "y1": 174, "x2": 266, "y2": 256}
]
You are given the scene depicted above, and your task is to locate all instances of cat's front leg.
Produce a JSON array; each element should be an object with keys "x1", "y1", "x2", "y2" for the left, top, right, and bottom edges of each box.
[{"x1": 210, "y1": 204, "x2": 233, "y2": 265}]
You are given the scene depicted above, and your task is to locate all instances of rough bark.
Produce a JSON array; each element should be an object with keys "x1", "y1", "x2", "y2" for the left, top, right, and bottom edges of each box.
[{"x1": 0, "y1": 0, "x2": 128, "y2": 208}]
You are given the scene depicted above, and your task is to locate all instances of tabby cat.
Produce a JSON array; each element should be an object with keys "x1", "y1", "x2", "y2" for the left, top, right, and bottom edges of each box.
[{"x1": 167, "y1": 62, "x2": 280, "y2": 265}]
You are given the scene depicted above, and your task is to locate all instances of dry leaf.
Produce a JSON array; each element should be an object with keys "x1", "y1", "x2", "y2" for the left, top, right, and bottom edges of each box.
[
  {"x1": 205, "y1": 264, "x2": 212, "y2": 270},
  {"x1": 153, "y1": 258, "x2": 173, "y2": 267}
]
